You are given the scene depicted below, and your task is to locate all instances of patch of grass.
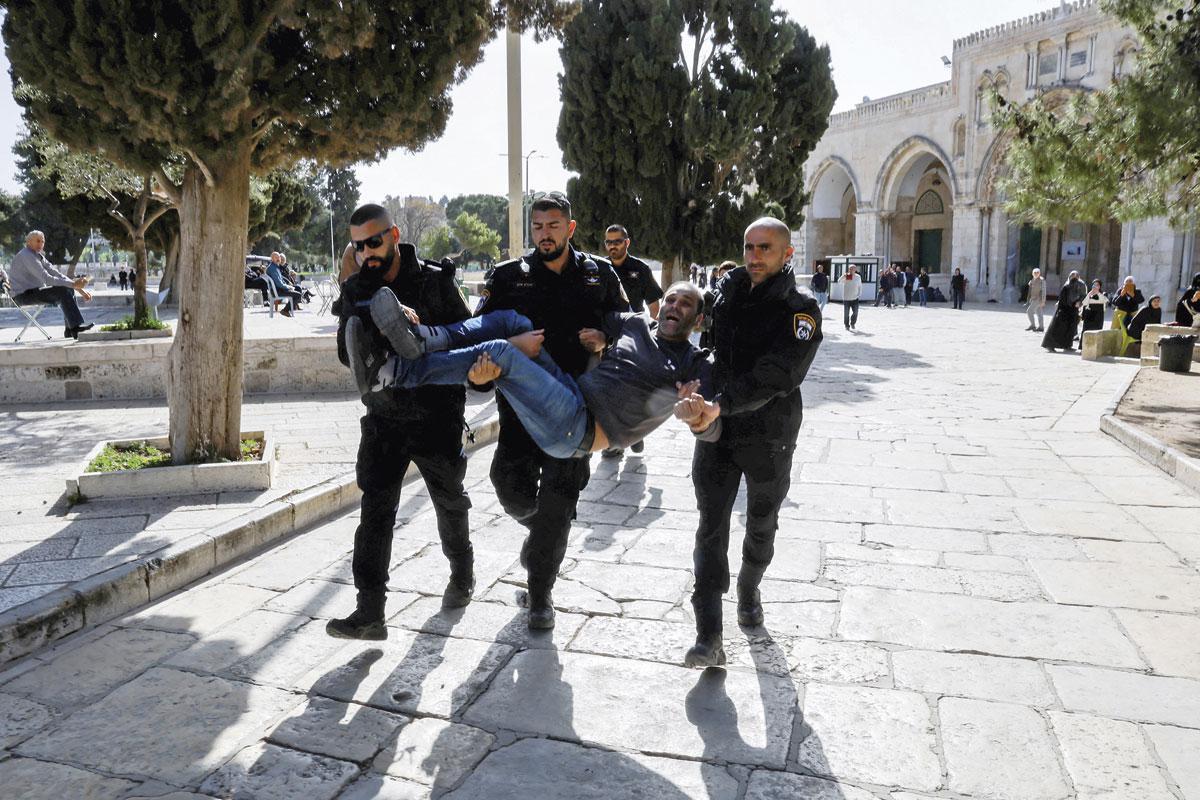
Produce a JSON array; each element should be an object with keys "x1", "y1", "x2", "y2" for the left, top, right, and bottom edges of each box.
[
  {"x1": 99, "y1": 315, "x2": 170, "y2": 332},
  {"x1": 87, "y1": 438, "x2": 263, "y2": 472}
]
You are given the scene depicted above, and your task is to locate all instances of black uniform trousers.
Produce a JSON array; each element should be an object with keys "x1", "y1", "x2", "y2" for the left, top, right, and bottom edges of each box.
[
  {"x1": 691, "y1": 439, "x2": 795, "y2": 638},
  {"x1": 353, "y1": 413, "x2": 471, "y2": 613},
  {"x1": 489, "y1": 395, "x2": 590, "y2": 600}
]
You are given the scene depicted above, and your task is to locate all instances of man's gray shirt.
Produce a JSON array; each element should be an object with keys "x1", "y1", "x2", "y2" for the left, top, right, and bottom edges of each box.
[
  {"x1": 8, "y1": 247, "x2": 74, "y2": 296},
  {"x1": 577, "y1": 312, "x2": 719, "y2": 448}
]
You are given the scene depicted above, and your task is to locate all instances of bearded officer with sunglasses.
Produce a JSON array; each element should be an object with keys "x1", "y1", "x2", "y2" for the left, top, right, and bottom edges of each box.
[{"x1": 327, "y1": 203, "x2": 475, "y2": 640}]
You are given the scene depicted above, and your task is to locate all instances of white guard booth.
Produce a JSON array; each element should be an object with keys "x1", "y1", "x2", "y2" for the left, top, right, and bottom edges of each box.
[{"x1": 828, "y1": 255, "x2": 880, "y2": 303}]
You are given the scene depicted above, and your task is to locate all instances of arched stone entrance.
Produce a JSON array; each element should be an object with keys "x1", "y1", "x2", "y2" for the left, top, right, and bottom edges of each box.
[
  {"x1": 875, "y1": 138, "x2": 958, "y2": 279},
  {"x1": 805, "y1": 158, "x2": 860, "y2": 266}
]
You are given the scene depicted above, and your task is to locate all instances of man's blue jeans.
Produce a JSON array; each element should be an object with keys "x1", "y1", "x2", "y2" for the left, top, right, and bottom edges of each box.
[
  {"x1": 815, "y1": 291, "x2": 828, "y2": 309},
  {"x1": 917, "y1": 287, "x2": 928, "y2": 306},
  {"x1": 390, "y1": 310, "x2": 590, "y2": 460}
]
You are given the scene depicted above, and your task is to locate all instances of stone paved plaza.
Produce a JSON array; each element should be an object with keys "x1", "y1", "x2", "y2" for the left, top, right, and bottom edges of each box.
[{"x1": 1, "y1": 301, "x2": 1198, "y2": 799}]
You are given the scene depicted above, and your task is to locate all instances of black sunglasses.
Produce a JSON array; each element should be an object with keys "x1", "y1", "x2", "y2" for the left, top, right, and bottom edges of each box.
[
  {"x1": 352, "y1": 231, "x2": 390, "y2": 252},
  {"x1": 603, "y1": 238, "x2": 627, "y2": 246}
]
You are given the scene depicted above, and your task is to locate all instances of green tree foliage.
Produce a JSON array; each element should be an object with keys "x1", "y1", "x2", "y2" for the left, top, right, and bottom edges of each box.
[
  {"x1": 317, "y1": 166, "x2": 361, "y2": 236},
  {"x1": 558, "y1": 0, "x2": 835, "y2": 280},
  {"x1": 2, "y1": 0, "x2": 569, "y2": 462},
  {"x1": 420, "y1": 225, "x2": 456, "y2": 260},
  {"x1": 446, "y1": 193, "x2": 509, "y2": 251},
  {"x1": 452, "y1": 211, "x2": 502, "y2": 263},
  {"x1": 995, "y1": 0, "x2": 1200, "y2": 228},
  {"x1": 248, "y1": 168, "x2": 319, "y2": 247}
]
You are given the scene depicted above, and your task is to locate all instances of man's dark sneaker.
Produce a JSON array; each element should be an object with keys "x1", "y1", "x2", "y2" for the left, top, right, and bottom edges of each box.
[
  {"x1": 630, "y1": 440, "x2": 645, "y2": 454},
  {"x1": 64, "y1": 327, "x2": 75, "y2": 339},
  {"x1": 601, "y1": 447, "x2": 623, "y2": 459},
  {"x1": 370, "y1": 287, "x2": 423, "y2": 359},
  {"x1": 326, "y1": 608, "x2": 387, "y2": 640},
  {"x1": 737, "y1": 587, "x2": 765, "y2": 627},
  {"x1": 1036, "y1": 327, "x2": 1044, "y2": 332},
  {"x1": 683, "y1": 636, "x2": 726, "y2": 668},
  {"x1": 442, "y1": 574, "x2": 475, "y2": 609},
  {"x1": 528, "y1": 594, "x2": 555, "y2": 630},
  {"x1": 75, "y1": 323, "x2": 94, "y2": 335},
  {"x1": 345, "y1": 316, "x2": 386, "y2": 395}
]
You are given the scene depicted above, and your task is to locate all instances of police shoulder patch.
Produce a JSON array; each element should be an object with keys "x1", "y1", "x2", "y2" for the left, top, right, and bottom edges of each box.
[{"x1": 793, "y1": 313, "x2": 816, "y2": 341}]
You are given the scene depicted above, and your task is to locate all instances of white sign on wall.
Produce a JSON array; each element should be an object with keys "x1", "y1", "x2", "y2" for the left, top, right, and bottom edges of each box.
[{"x1": 1062, "y1": 240, "x2": 1087, "y2": 261}]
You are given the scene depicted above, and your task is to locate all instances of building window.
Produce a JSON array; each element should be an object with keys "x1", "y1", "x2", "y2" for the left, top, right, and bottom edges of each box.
[
  {"x1": 953, "y1": 119, "x2": 966, "y2": 158},
  {"x1": 915, "y1": 190, "x2": 945, "y2": 216},
  {"x1": 1069, "y1": 50, "x2": 1087, "y2": 68},
  {"x1": 1039, "y1": 53, "x2": 1059, "y2": 76}
]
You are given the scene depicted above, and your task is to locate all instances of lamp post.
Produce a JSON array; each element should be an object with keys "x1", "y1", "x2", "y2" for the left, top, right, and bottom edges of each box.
[
  {"x1": 498, "y1": 149, "x2": 546, "y2": 253},
  {"x1": 328, "y1": 204, "x2": 336, "y2": 276}
]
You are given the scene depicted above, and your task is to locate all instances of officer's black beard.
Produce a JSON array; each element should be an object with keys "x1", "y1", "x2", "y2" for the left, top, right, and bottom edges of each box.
[{"x1": 539, "y1": 241, "x2": 567, "y2": 262}]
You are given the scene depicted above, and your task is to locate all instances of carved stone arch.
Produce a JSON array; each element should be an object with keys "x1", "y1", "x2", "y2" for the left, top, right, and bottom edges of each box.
[
  {"x1": 807, "y1": 156, "x2": 863, "y2": 218},
  {"x1": 975, "y1": 130, "x2": 1015, "y2": 206},
  {"x1": 873, "y1": 136, "x2": 961, "y2": 210},
  {"x1": 1113, "y1": 35, "x2": 1140, "y2": 78}
]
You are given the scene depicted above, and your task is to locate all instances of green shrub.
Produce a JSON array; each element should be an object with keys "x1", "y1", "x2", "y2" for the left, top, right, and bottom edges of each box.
[{"x1": 99, "y1": 315, "x2": 170, "y2": 332}]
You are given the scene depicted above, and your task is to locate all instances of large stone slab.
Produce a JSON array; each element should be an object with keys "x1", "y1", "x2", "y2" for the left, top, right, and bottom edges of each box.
[
  {"x1": 1048, "y1": 665, "x2": 1200, "y2": 727},
  {"x1": 862, "y1": 524, "x2": 986, "y2": 552},
  {"x1": 0, "y1": 693, "x2": 56, "y2": 748},
  {"x1": 568, "y1": 616, "x2": 697, "y2": 665},
  {"x1": 744, "y1": 770, "x2": 881, "y2": 800},
  {"x1": 15, "y1": 667, "x2": 301, "y2": 786},
  {"x1": 304, "y1": 631, "x2": 512, "y2": 718},
  {"x1": 463, "y1": 650, "x2": 795, "y2": 768},
  {"x1": 797, "y1": 683, "x2": 941, "y2": 792},
  {"x1": 783, "y1": 638, "x2": 891, "y2": 685},
  {"x1": 165, "y1": 609, "x2": 307, "y2": 674},
  {"x1": 0, "y1": 757, "x2": 139, "y2": 799},
  {"x1": 1050, "y1": 712, "x2": 1176, "y2": 800},
  {"x1": 1030, "y1": 560, "x2": 1200, "y2": 613},
  {"x1": 269, "y1": 697, "x2": 407, "y2": 764},
  {"x1": 388, "y1": 596, "x2": 586, "y2": 650},
  {"x1": 198, "y1": 741, "x2": 360, "y2": 800},
  {"x1": 442, "y1": 737, "x2": 738, "y2": 800},
  {"x1": 372, "y1": 717, "x2": 494, "y2": 789},
  {"x1": 5, "y1": 625, "x2": 194, "y2": 710},
  {"x1": 562, "y1": 560, "x2": 694, "y2": 603},
  {"x1": 1145, "y1": 725, "x2": 1200, "y2": 799},
  {"x1": 892, "y1": 650, "x2": 1055, "y2": 706},
  {"x1": 126, "y1": 581, "x2": 278, "y2": 637},
  {"x1": 838, "y1": 587, "x2": 1144, "y2": 668},
  {"x1": 939, "y1": 697, "x2": 1068, "y2": 800},
  {"x1": 226, "y1": 618, "x2": 359, "y2": 688},
  {"x1": 1114, "y1": 610, "x2": 1200, "y2": 679}
]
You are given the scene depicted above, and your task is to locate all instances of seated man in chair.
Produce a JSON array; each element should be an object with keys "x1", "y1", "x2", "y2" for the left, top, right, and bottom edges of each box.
[{"x1": 7, "y1": 230, "x2": 94, "y2": 338}]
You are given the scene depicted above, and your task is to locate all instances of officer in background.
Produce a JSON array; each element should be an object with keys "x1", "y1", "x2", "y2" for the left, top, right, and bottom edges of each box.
[
  {"x1": 326, "y1": 203, "x2": 475, "y2": 640},
  {"x1": 677, "y1": 217, "x2": 824, "y2": 667},
  {"x1": 475, "y1": 192, "x2": 627, "y2": 629},
  {"x1": 601, "y1": 223, "x2": 664, "y2": 459}
]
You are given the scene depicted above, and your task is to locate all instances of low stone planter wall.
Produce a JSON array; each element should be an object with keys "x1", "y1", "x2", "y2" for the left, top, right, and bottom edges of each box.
[
  {"x1": 0, "y1": 335, "x2": 353, "y2": 403},
  {"x1": 1139, "y1": 323, "x2": 1200, "y2": 366},
  {"x1": 77, "y1": 327, "x2": 172, "y2": 342},
  {"x1": 68, "y1": 431, "x2": 275, "y2": 499}
]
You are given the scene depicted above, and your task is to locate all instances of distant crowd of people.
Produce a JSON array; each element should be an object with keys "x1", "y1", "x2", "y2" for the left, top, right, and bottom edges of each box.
[{"x1": 243, "y1": 251, "x2": 313, "y2": 318}]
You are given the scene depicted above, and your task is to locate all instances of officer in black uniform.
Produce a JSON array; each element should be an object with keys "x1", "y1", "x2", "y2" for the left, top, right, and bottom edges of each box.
[
  {"x1": 676, "y1": 217, "x2": 824, "y2": 667},
  {"x1": 327, "y1": 203, "x2": 474, "y2": 640},
  {"x1": 601, "y1": 223, "x2": 665, "y2": 459},
  {"x1": 475, "y1": 192, "x2": 627, "y2": 629}
]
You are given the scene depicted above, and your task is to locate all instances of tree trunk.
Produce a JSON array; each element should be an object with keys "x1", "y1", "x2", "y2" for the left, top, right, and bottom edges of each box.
[
  {"x1": 661, "y1": 254, "x2": 680, "y2": 288},
  {"x1": 160, "y1": 230, "x2": 180, "y2": 302},
  {"x1": 131, "y1": 234, "x2": 150, "y2": 325},
  {"x1": 168, "y1": 149, "x2": 251, "y2": 465}
]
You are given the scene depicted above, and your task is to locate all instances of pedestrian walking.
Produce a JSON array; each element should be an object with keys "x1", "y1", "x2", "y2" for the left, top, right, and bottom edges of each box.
[
  {"x1": 950, "y1": 268, "x2": 967, "y2": 310},
  {"x1": 327, "y1": 203, "x2": 476, "y2": 641},
  {"x1": 681, "y1": 216, "x2": 823, "y2": 668},
  {"x1": 474, "y1": 191, "x2": 627, "y2": 630},
  {"x1": 842, "y1": 265, "x2": 862, "y2": 330},
  {"x1": 1025, "y1": 268, "x2": 1046, "y2": 331},
  {"x1": 917, "y1": 268, "x2": 930, "y2": 306},
  {"x1": 1042, "y1": 270, "x2": 1087, "y2": 352},
  {"x1": 810, "y1": 263, "x2": 829, "y2": 310}
]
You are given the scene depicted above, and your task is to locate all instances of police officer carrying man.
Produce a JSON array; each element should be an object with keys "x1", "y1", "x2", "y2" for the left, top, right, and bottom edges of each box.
[
  {"x1": 601, "y1": 223, "x2": 664, "y2": 459},
  {"x1": 673, "y1": 216, "x2": 823, "y2": 667},
  {"x1": 475, "y1": 192, "x2": 627, "y2": 629},
  {"x1": 327, "y1": 203, "x2": 475, "y2": 640}
]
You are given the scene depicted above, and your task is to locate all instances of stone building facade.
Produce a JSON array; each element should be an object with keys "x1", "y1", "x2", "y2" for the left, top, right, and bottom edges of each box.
[{"x1": 797, "y1": 0, "x2": 1199, "y2": 307}]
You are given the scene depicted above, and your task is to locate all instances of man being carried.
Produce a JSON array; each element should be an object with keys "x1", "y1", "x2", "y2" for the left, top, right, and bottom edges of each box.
[{"x1": 346, "y1": 282, "x2": 719, "y2": 465}]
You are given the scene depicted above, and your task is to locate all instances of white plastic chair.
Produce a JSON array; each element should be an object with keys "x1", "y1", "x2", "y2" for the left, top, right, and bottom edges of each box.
[{"x1": 145, "y1": 286, "x2": 171, "y2": 320}]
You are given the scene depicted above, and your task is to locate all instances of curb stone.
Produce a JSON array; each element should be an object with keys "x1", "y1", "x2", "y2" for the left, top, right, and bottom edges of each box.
[
  {"x1": 1100, "y1": 414, "x2": 1200, "y2": 495},
  {"x1": 0, "y1": 416, "x2": 500, "y2": 666}
]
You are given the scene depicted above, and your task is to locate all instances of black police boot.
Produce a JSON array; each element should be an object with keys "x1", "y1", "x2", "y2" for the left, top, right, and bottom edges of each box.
[
  {"x1": 737, "y1": 573, "x2": 765, "y2": 628},
  {"x1": 527, "y1": 591, "x2": 555, "y2": 630},
  {"x1": 442, "y1": 556, "x2": 475, "y2": 609},
  {"x1": 684, "y1": 635, "x2": 726, "y2": 668},
  {"x1": 601, "y1": 447, "x2": 623, "y2": 459},
  {"x1": 630, "y1": 440, "x2": 645, "y2": 454},
  {"x1": 326, "y1": 595, "x2": 386, "y2": 640},
  {"x1": 369, "y1": 287, "x2": 423, "y2": 359}
]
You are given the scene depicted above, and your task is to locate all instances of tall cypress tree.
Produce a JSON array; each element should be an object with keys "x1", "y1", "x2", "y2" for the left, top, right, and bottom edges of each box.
[
  {"x1": 2, "y1": 0, "x2": 567, "y2": 462},
  {"x1": 558, "y1": 0, "x2": 835, "y2": 281}
]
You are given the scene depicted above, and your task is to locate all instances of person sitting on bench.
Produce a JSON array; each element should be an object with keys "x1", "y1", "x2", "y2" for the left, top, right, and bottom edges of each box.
[
  {"x1": 7, "y1": 230, "x2": 94, "y2": 338},
  {"x1": 344, "y1": 282, "x2": 722, "y2": 458}
]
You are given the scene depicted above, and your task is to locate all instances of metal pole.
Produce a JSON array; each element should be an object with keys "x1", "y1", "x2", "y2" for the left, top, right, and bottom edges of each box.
[
  {"x1": 523, "y1": 149, "x2": 537, "y2": 250},
  {"x1": 329, "y1": 206, "x2": 336, "y2": 276}
]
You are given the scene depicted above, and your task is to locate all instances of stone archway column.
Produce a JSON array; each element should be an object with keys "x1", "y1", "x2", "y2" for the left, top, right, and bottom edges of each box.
[
  {"x1": 879, "y1": 213, "x2": 894, "y2": 266},
  {"x1": 854, "y1": 209, "x2": 881, "y2": 258},
  {"x1": 949, "y1": 202, "x2": 976, "y2": 291},
  {"x1": 977, "y1": 207, "x2": 993, "y2": 289}
]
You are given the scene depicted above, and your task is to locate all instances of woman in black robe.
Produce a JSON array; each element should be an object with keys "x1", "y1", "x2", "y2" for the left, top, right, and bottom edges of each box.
[
  {"x1": 1080, "y1": 279, "x2": 1106, "y2": 333},
  {"x1": 1126, "y1": 295, "x2": 1163, "y2": 344},
  {"x1": 1175, "y1": 273, "x2": 1200, "y2": 327},
  {"x1": 1043, "y1": 272, "x2": 1087, "y2": 352}
]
